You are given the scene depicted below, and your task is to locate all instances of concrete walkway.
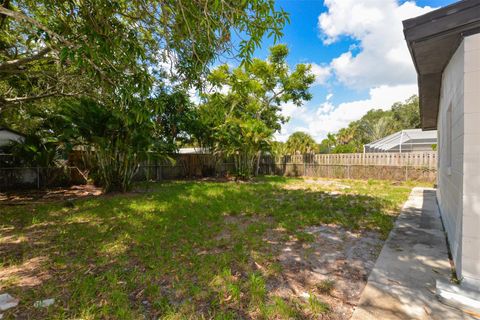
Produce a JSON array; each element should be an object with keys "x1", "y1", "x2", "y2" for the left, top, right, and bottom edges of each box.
[{"x1": 352, "y1": 188, "x2": 474, "y2": 320}]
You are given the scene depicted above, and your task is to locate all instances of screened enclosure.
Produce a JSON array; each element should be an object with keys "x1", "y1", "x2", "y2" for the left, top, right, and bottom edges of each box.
[{"x1": 364, "y1": 129, "x2": 437, "y2": 153}]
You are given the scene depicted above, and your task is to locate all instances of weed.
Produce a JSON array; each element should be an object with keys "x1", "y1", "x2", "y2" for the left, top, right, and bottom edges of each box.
[
  {"x1": 247, "y1": 273, "x2": 267, "y2": 306},
  {"x1": 261, "y1": 296, "x2": 300, "y2": 319},
  {"x1": 306, "y1": 294, "x2": 330, "y2": 316},
  {"x1": 316, "y1": 279, "x2": 335, "y2": 295}
]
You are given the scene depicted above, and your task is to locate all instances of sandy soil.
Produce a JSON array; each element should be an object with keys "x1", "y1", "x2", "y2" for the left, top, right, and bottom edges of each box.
[
  {"x1": 265, "y1": 224, "x2": 383, "y2": 319},
  {"x1": 0, "y1": 184, "x2": 102, "y2": 205}
]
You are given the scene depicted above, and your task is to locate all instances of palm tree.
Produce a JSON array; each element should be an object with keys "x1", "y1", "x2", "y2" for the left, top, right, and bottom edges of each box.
[
  {"x1": 326, "y1": 133, "x2": 336, "y2": 153},
  {"x1": 362, "y1": 117, "x2": 396, "y2": 142},
  {"x1": 286, "y1": 131, "x2": 317, "y2": 154}
]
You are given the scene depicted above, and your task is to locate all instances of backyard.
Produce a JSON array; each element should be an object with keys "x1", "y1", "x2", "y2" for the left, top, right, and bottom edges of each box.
[{"x1": 0, "y1": 177, "x2": 428, "y2": 319}]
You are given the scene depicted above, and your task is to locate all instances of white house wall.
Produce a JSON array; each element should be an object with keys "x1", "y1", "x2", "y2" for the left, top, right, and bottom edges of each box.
[
  {"x1": 461, "y1": 33, "x2": 480, "y2": 289},
  {"x1": 438, "y1": 33, "x2": 480, "y2": 290},
  {"x1": 437, "y1": 39, "x2": 465, "y2": 282}
]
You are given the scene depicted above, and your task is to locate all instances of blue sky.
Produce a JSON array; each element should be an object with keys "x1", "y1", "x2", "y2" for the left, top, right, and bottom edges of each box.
[{"x1": 235, "y1": 0, "x2": 456, "y2": 142}]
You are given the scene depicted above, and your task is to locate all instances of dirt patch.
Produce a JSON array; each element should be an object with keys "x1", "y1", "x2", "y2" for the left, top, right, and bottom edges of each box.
[
  {"x1": 210, "y1": 214, "x2": 383, "y2": 319},
  {"x1": 0, "y1": 256, "x2": 51, "y2": 290},
  {"x1": 0, "y1": 184, "x2": 103, "y2": 205},
  {"x1": 283, "y1": 179, "x2": 351, "y2": 191},
  {"x1": 265, "y1": 224, "x2": 383, "y2": 319},
  {"x1": 304, "y1": 179, "x2": 351, "y2": 189}
]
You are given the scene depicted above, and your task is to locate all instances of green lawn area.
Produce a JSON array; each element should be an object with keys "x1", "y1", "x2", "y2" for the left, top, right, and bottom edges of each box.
[{"x1": 0, "y1": 177, "x2": 428, "y2": 319}]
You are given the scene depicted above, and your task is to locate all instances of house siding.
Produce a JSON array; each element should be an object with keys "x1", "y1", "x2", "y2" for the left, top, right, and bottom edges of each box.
[
  {"x1": 437, "y1": 33, "x2": 480, "y2": 290},
  {"x1": 437, "y1": 39, "x2": 464, "y2": 280},
  {"x1": 461, "y1": 33, "x2": 480, "y2": 290}
]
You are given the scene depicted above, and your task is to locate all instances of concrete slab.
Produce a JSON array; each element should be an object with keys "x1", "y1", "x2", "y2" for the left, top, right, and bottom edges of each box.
[{"x1": 352, "y1": 188, "x2": 475, "y2": 320}]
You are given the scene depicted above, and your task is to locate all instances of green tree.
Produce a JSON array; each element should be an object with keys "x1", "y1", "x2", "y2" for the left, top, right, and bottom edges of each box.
[
  {"x1": 196, "y1": 44, "x2": 315, "y2": 178},
  {"x1": 318, "y1": 133, "x2": 337, "y2": 153},
  {"x1": 270, "y1": 141, "x2": 288, "y2": 157},
  {"x1": 56, "y1": 91, "x2": 194, "y2": 192},
  {"x1": 360, "y1": 115, "x2": 396, "y2": 142},
  {"x1": 1, "y1": 0, "x2": 290, "y2": 191},
  {"x1": 9, "y1": 88, "x2": 195, "y2": 192},
  {"x1": 0, "y1": 0, "x2": 289, "y2": 111},
  {"x1": 391, "y1": 95, "x2": 420, "y2": 129},
  {"x1": 285, "y1": 131, "x2": 317, "y2": 154},
  {"x1": 320, "y1": 95, "x2": 421, "y2": 154}
]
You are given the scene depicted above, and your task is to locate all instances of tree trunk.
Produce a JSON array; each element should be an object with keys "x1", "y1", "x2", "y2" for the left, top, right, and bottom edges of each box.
[{"x1": 255, "y1": 150, "x2": 261, "y2": 176}]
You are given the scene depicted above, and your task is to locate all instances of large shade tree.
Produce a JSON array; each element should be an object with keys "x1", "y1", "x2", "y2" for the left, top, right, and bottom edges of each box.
[
  {"x1": 0, "y1": 0, "x2": 289, "y2": 111},
  {"x1": 195, "y1": 44, "x2": 315, "y2": 178},
  {"x1": 0, "y1": 0, "x2": 290, "y2": 191}
]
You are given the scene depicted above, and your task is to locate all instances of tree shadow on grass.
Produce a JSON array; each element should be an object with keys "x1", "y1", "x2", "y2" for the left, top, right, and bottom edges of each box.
[{"x1": 0, "y1": 180, "x2": 404, "y2": 319}]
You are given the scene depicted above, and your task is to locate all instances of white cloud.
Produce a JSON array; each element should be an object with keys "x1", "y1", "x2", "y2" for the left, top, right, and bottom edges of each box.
[
  {"x1": 319, "y1": 0, "x2": 385, "y2": 44},
  {"x1": 318, "y1": 0, "x2": 434, "y2": 89},
  {"x1": 280, "y1": 101, "x2": 301, "y2": 118},
  {"x1": 188, "y1": 87, "x2": 201, "y2": 105},
  {"x1": 316, "y1": 101, "x2": 334, "y2": 115},
  {"x1": 310, "y1": 63, "x2": 332, "y2": 85},
  {"x1": 315, "y1": 92, "x2": 334, "y2": 115},
  {"x1": 312, "y1": 84, "x2": 417, "y2": 133},
  {"x1": 277, "y1": 84, "x2": 417, "y2": 142},
  {"x1": 275, "y1": 126, "x2": 293, "y2": 142}
]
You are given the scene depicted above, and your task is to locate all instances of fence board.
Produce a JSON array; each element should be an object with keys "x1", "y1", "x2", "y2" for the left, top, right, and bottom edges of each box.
[
  {"x1": 306, "y1": 151, "x2": 436, "y2": 168},
  {"x1": 1, "y1": 152, "x2": 437, "y2": 191}
]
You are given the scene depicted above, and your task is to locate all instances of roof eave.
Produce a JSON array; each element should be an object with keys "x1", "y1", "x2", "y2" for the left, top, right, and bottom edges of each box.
[{"x1": 403, "y1": 0, "x2": 480, "y2": 130}]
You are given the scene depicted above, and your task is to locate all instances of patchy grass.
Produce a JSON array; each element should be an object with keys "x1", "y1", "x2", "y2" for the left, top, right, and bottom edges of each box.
[
  {"x1": 306, "y1": 294, "x2": 330, "y2": 316},
  {"x1": 316, "y1": 279, "x2": 335, "y2": 295},
  {"x1": 0, "y1": 177, "x2": 428, "y2": 319}
]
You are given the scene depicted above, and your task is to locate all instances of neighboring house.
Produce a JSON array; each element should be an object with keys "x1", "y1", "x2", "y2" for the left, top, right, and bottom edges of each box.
[
  {"x1": 364, "y1": 129, "x2": 437, "y2": 153},
  {"x1": 0, "y1": 127, "x2": 24, "y2": 152},
  {"x1": 404, "y1": 0, "x2": 480, "y2": 290}
]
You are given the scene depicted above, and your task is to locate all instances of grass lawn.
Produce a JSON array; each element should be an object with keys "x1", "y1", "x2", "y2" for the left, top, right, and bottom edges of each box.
[{"x1": 0, "y1": 177, "x2": 429, "y2": 319}]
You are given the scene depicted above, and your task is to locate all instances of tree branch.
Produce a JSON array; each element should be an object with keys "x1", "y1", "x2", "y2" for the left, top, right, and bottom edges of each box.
[
  {"x1": 0, "y1": 91, "x2": 81, "y2": 109},
  {"x1": 0, "y1": 6, "x2": 113, "y2": 85},
  {"x1": 0, "y1": 47, "x2": 51, "y2": 71},
  {"x1": 0, "y1": 6, "x2": 60, "y2": 42}
]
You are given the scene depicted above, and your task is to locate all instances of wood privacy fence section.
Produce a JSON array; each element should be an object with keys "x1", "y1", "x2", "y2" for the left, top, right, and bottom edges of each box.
[
  {"x1": 0, "y1": 152, "x2": 437, "y2": 190},
  {"x1": 254, "y1": 151, "x2": 437, "y2": 182},
  {"x1": 258, "y1": 164, "x2": 436, "y2": 182},
  {"x1": 277, "y1": 151, "x2": 436, "y2": 168},
  {"x1": 135, "y1": 151, "x2": 437, "y2": 183}
]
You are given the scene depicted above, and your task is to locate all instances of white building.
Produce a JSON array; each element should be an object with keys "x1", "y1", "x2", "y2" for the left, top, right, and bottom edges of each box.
[{"x1": 404, "y1": 0, "x2": 480, "y2": 290}]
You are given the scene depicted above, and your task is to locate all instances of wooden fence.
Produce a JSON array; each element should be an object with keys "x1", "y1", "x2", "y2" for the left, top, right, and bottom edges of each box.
[
  {"x1": 258, "y1": 164, "x2": 435, "y2": 182},
  {"x1": 274, "y1": 151, "x2": 436, "y2": 168},
  {"x1": 0, "y1": 152, "x2": 437, "y2": 190},
  {"x1": 135, "y1": 151, "x2": 437, "y2": 183}
]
